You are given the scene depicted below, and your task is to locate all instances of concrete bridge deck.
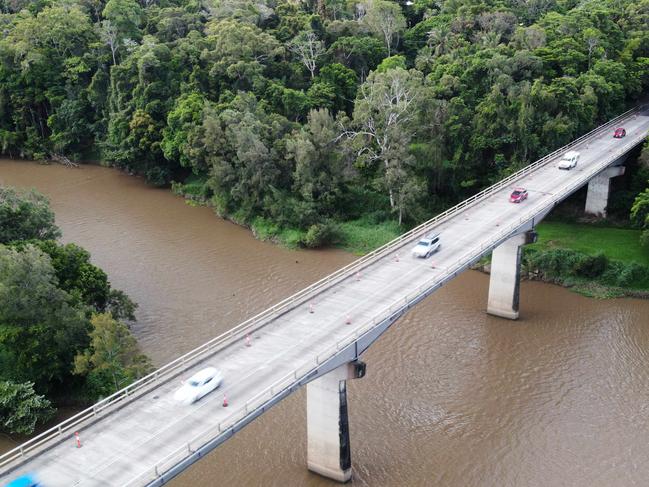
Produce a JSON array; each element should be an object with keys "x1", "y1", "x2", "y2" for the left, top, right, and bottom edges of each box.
[{"x1": 1, "y1": 106, "x2": 648, "y2": 486}]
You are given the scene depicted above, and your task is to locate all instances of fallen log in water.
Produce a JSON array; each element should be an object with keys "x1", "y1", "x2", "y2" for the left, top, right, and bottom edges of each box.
[{"x1": 51, "y1": 153, "x2": 79, "y2": 168}]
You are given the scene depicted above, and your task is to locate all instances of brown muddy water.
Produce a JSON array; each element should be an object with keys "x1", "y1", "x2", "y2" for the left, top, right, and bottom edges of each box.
[{"x1": 1, "y1": 159, "x2": 649, "y2": 487}]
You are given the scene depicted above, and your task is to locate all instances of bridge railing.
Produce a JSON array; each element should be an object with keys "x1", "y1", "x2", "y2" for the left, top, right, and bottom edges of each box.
[
  {"x1": 1, "y1": 105, "x2": 645, "y2": 473},
  {"x1": 122, "y1": 132, "x2": 644, "y2": 486}
]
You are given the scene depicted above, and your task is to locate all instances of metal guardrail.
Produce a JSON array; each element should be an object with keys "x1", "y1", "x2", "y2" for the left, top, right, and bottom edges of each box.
[
  {"x1": 122, "y1": 130, "x2": 646, "y2": 487},
  {"x1": 1, "y1": 104, "x2": 646, "y2": 474}
]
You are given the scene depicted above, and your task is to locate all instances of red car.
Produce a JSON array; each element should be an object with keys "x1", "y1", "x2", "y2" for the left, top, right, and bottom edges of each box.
[
  {"x1": 613, "y1": 127, "x2": 626, "y2": 138},
  {"x1": 509, "y1": 188, "x2": 528, "y2": 203}
]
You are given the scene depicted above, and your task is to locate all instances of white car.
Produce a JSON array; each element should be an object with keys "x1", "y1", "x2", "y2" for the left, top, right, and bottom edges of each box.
[
  {"x1": 174, "y1": 367, "x2": 223, "y2": 404},
  {"x1": 558, "y1": 150, "x2": 580, "y2": 170},
  {"x1": 412, "y1": 233, "x2": 441, "y2": 258}
]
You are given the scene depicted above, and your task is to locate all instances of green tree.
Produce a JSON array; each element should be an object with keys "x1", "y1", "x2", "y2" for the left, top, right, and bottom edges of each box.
[
  {"x1": 202, "y1": 93, "x2": 294, "y2": 221},
  {"x1": 74, "y1": 313, "x2": 152, "y2": 396},
  {"x1": 0, "y1": 381, "x2": 54, "y2": 435},
  {"x1": 202, "y1": 19, "x2": 282, "y2": 90},
  {"x1": 0, "y1": 3, "x2": 97, "y2": 158},
  {"x1": 286, "y1": 109, "x2": 348, "y2": 220},
  {"x1": 0, "y1": 245, "x2": 89, "y2": 391},
  {"x1": 0, "y1": 187, "x2": 61, "y2": 244},
  {"x1": 161, "y1": 92, "x2": 206, "y2": 171},
  {"x1": 102, "y1": 0, "x2": 142, "y2": 43},
  {"x1": 376, "y1": 55, "x2": 407, "y2": 72},
  {"x1": 632, "y1": 190, "x2": 649, "y2": 248},
  {"x1": 327, "y1": 36, "x2": 387, "y2": 78}
]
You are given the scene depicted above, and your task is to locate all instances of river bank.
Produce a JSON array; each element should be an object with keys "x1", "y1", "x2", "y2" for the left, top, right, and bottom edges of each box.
[
  {"x1": 174, "y1": 177, "x2": 649, "y2": 298},
  {"x1": 172, "y1": 176, "x2": 402, "y2": 254}
]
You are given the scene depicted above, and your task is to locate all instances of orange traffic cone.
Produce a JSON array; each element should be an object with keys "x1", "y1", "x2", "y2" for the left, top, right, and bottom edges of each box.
[
  {"x1": 75, "y1": 432, "x2": 82, "y2": 448},
  {"x1": 223, "y1": 394, "x2": 228, "y2": 407}
]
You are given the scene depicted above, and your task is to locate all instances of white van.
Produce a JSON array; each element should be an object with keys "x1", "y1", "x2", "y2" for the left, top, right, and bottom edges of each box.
[{"x1": 558, "y1": 150, "x2": 580, "y2": 170}]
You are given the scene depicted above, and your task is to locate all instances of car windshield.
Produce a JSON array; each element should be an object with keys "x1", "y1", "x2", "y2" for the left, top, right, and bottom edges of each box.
[
  {"x1": 188, "y1": 380, "x2": 201, "y2": 387},
  {"x1": 512, "y1": 191, "x2": 521, "y2": 196},
  {"x1": 417, "y1": 240, "x2": 430, "y2": 246}
]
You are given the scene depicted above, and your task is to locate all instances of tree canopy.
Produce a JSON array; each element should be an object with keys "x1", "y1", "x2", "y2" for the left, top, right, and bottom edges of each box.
[{"x1": 0, "y1": 187, "x2": 148, "y2": 434}]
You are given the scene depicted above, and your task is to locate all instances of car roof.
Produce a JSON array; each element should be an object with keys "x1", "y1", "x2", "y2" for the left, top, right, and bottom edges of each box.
[
  {"x1": 6, "y1": 476, "x2": 37, "y2": 487},
  {"x1": 188, "y1": 367, "x2": 218, "y2": 382}
]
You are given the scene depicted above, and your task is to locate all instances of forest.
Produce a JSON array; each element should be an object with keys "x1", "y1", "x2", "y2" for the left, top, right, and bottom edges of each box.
[
  {"x1": 0, "y1": 0, "x2": 648, "y2": 246},
  {"x1": 0, "y1": 187, "x2": 150, "y2": 435}
]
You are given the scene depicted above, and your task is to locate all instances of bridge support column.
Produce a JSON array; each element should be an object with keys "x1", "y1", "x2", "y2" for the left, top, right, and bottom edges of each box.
[
  {"x1": 585, "y1": 166, "x2": 625, "y2": 217},
  {"x1": 307, "y1": 361, "x2": 365, "y2": 483},
  {"x1": 487, "y1": 231, "x2": 537, "y2": 320}
]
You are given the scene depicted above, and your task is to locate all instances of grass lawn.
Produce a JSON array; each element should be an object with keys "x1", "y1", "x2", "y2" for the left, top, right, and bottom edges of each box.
[
  {"x1": 531, "y1": 221, "x2": 649, "y2": 266},
  {"x1": 336, "y1": 218, "x2": 402, "y2": 255}
]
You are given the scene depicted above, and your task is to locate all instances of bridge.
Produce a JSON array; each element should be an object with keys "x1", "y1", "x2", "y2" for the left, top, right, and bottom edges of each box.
[{"x1": 1, "y1": 105, "x2": 648, "y2": 486}]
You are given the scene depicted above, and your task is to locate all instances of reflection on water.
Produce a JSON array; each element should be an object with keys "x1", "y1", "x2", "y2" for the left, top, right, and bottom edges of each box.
[{"x1": 2, "y1": 160, "x2": 648, "y2": 486}]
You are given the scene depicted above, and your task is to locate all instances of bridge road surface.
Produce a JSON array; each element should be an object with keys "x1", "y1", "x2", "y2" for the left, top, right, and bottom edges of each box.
[{"x1": 2, "y1": 109, "x2": 648, "y2": 486}]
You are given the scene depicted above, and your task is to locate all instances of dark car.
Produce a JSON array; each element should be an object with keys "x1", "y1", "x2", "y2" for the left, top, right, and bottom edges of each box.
[
  {"x1": 509, "y1": 188, "x2": 528, "y2": 203},
  {"x1": 613, "y1": 127, "x2": 626, "y2": 138}
]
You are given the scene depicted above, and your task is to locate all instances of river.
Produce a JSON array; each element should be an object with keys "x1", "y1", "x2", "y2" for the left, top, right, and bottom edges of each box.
[{"x1": 2, "y1": 159, "x2": 649, "y2": 487}]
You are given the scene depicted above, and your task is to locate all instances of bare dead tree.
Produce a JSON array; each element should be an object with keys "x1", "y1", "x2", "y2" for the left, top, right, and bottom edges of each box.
[
  {"x1": 289, "y1": 31, "x2": 324, "y2": 79},
  {"x1": 338, "y1": 69, "x2": 423, "y2": 223}
]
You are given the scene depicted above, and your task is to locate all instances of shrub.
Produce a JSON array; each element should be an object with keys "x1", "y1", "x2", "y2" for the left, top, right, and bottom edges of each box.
[
  {"x1": 572, "y1": 252, "x2": 608, "y2": 278},
  {"x1": 302, "y1": 222, "x2": 339, "y2": 248},
  {"x1": 615, "y1": 262, "x2": 648, "y2": 287},
  {"x1": 526, "y1": 248, "x2": 581, "y2": 277}
]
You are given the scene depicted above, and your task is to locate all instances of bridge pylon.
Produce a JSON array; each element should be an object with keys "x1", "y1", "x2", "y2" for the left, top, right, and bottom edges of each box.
[
  {"x1": 585, "y1": 165, "x2": 625, "y2": 218},
  {"x1": 307, "y1": 361, "x2": 366, "y2": 482},
  {"x1": 487, "y1": 231, "x2": 537, "y2": 320}
]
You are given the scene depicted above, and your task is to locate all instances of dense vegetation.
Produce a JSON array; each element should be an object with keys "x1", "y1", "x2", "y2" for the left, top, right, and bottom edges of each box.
[
  {"x1": 0, "y1": 187, "x2": 150, "y2": 435},
  {"x1": 523, "y1": 246, "x2": 649, "y2": 296},
  {"x1": 1, "y1": 0, "x2": 648, "y2": 247}
]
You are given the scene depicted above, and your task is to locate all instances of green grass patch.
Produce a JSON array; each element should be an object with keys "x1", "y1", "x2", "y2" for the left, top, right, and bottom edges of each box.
[
  {"x1": 532, "y1": 221, "x2": 649, "y2": 266},
  {"x1": 250, "y1": 217, "x2": 306, "y2": 249},
  {"x1": 336, "y1": 217, "x2": 402, "y2": 255}
]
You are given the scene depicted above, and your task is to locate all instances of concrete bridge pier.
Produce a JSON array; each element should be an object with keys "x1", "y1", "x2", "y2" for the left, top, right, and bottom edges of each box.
[
  {"x1": 307, "y1": 361, "x2": 366, "y2": 482},
  {"x1": 585, "y1": 165, "x2": 625, "y2": 217},
  {"x1": 487, "y1": 231, "x2": 537, "y2": 320}
]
